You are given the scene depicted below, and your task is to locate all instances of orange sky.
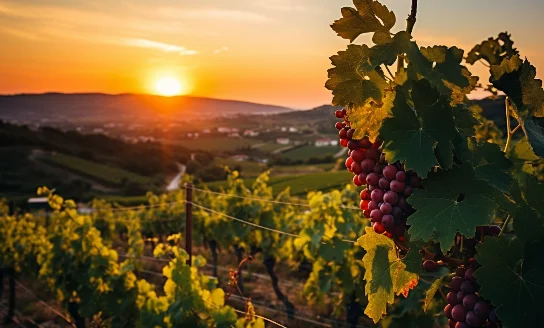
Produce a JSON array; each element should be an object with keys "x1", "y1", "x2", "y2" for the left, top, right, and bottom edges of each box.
[{"x1": 1, "y1": 0, "x2": 543, "y2": 108}]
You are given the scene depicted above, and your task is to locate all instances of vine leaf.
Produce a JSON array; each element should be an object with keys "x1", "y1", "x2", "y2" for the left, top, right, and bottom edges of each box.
[
  {"x1": 466, "y1": 32, "x2": 518, "y2": 66},
  {"x1": 423, "y1": 267, "x2": 450, "y2": 312},
  {"x1": 347, "y1": 90, "x2": 395, "y2": 141},
  {"x1": 326, "y1": 44, "x2": 388, "y2": 106},
  {"x1": 331, "y1": 0, "x2": 395, "y2": 43},
  {"x1": 379, "y1": 80, "x2": 459, "y2": 176},
  {"x1": 509, "y1": 137, "x2": 539, "y2": 176},
  {"x1": 406, "y1": 162, "x2": 499, "y2": 253},
  {"x1": 524, "y1": 117, "x2": 544, "y2": 157},
  {"x1": 358, "y1": 227, "x2": 418, "y2": 323},
  {"x1": 514, "y1": 206, "x2": 544, "y2": 245},
  {"x1": 406, "y1": 45, "x2": 477, "y2": 103},
  {"x1": 475, "y1": 237, "x2": 544, "y2": 328}
]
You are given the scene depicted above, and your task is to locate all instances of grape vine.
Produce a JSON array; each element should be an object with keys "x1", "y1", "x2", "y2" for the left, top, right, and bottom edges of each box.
[{"x1": 328, "y1": 0, "x2": 544, "y2": 326}]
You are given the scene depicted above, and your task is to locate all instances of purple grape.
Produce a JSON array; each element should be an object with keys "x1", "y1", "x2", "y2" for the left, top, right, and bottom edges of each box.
[
  {"x1": 451, "y1": 304, "x2": 467, "y2": 322},
  {"x1": 351, "y1": 149, "x2": 366, "y2": 162},
  {"x1": 395, "y1": 170, "x2": 406, "y2": 182},
  {"x1": 347, "y1": 129, "x2": 355, "y2": 139},
  {"x1": 451, "y1": 277, "x2": 463, "y2": 291},
  {"x1": 380, "y1": 203, "x2": 392, "y2": 215},
  {"x1": 460, "y1": 281, "x2": 475, "y2": 294},
  {"x1": 383, "y1": 165, "x2": 398, "y2": 180},
  {"x1": 368, "y1": 201, "x2": 379, "y2": 211},
  {"x1": 370, "y1": 209, "x2": 383, "y2": 223},
  {"x1": 465, "y1": 268, "x2": 474, "y2": 282},
  {"x1": 474, "y1": 301, "x2": 490, "y2": 317},
  {"x1": 383, "y1": 191, "x2": 398, "y2": 205},
  {"x1": 456, "y1": 291, "x2": 465, "y2": 303},
  {"x1": 347, "y1": 140, "x2": 360, "y2": 150},
  {"x1": 366, "y1": 173, "x2": 380, "y2": 186},
  {"x1": 373, "y1": 164, "x2": 382, "y2": 173},
  {"x1": 423, "y1": 260, "x2": 438, "y2": 272},
  {"x1": 408, "y1": 175, "x2": 422, "y2": 188},
  {"x1": 381, "y1": 215, "x2": 394, "y2": 228},
  {"x1": 391, "y1": 206, "x2": 402, "y2": 219},
  {"x1": 358, "y1": 172, "x2": 367, "y2": 183},
  {"x1": 404, "y1": 186, "x2": 413, "y2": 197},
  {"x1": 378, "y1": 177, "x2": 390, "y2": 190},
  {"x1": 339, "y1": 129, "x2": 348, "y2": 139},
  {"x1": 455, "y1": 322, "x2": 469, "y2": 328},
  {"x1": 368, "y1": 185, "x2": 377, "y2": 191},
  {"x1": 456, "y1": 266, "x2": 466, "y2": 277},
  {"x1": 466, "y1": 311, "x2": 484, "y2": 327},
  {"x1": 444, "y1": 304, "x2": 453, "y2": 319},
  {"x1": 489, "y1": 309, "x2": 499, "y2": 323},
  {"x1": 366, "y1": 147, "x2": 380, "y2": 160},
  {"x1": 390, "y1": 180, "x2": 406, "y2": 193},
  {"x1": 361, "y1": 159, "x2": 375, "y2": 173},
  {"x1": 371, "y1": 189, "x2": 384, "y2": 202},
  {"x1": 447, "y1": 292, "x2": 458, "y2": 305},
  {"x1": 462, "y1": 294, "x2": 478, "y2": 310}
]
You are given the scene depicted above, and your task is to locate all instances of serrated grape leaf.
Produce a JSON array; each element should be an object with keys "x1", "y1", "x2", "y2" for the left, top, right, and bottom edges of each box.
[
  {"x1": 453, "y1": 104, "x2": 480, "y2": 137},
  {"x1": 402, "y1": 240, "x2": 425, "y2": 275},
  {"x1": 358, "y1": 228, "x2": 419, "y2": 323},
  {"x1": 514, "y1": 206, "x2": 544, "y2": 244},
  {"x1": 455, "y1": 138, "x2": 513, "y2": 194},
  {"x1": 474, "y1": 237, "x2": 544, "y2": 328},
  {"x1": 348, "y1": 90, "x2": 395, "y2": 141},
  {"x1": 509, "y1": 138, "x2": 539, "y2": 176},
  {"x1": 365, "y1": 31, "x2": 412, "y2": 68},
  {"x1": 379, "y1": 80, "x2": 459, "y2": 176},
  {"x1": 407, "y1": 162, "x2": 500, "y2": 252},
  {"x1": 466, "y1": 32, "x2": 518, "y2": 66},
  {"x1": 331, "y1": 0, "x2": 395, "y2": 42},
  {"x1": 522, "y1": 176, "x2": 544, "y2": 214},
  {"x1": 326, "y1": 44, "x2": 389, "y2": 106},
  {"x1": 491, "y1": 55, "x2": 544, "y2": 119},
  {"x1": 524, "y1": 117, "x2": 544, "y2": 157},
  {"x1": 406, "y1": 45, "x2": 476, "y2": 102},
  {"x1": 318, "y1": 238, "x2": 352, "y2": 264}
]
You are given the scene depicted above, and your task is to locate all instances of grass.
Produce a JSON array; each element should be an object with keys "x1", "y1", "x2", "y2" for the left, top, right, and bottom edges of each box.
[
  {"x1": 203, "y1": 170, "x2": 353, "y2": 196},
  {"x1": 215, "y1": 158, "x2": 266, "y2": 177},
  {"x1": 271, "y1": 163, "x2": 335, "y2": 175},
  {"x1": 41, "y1": 152, "x2": 151, "y2": 187},
  {"x1": 165, "y1": 138, "x2": 260, "y2": 151},
  {"x1": 281, "y1": 145, "x2": 340, "y2": 160}
]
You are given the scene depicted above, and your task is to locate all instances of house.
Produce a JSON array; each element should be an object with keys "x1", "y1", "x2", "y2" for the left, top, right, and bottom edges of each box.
[
  {"x1": 217, "y1": 127, "x2": 232, "y2": 133},
  {"x1": 230, "y1": 155, "x2": 250, "y2": 162},
  {"x1": 288, "y1": 127, "x2": 298, "y2": 133},
  {"x1": 315, "y1": 139, "x2": 339, "y2": 147},
  {"x1": 276, "y1": 138, "x2": 290, "y2": 145}
]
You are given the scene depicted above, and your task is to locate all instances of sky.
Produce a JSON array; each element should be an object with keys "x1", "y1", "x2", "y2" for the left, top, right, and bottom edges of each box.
[{"x1": 0, "y1": 0, "x2": 543, "y2": 109}]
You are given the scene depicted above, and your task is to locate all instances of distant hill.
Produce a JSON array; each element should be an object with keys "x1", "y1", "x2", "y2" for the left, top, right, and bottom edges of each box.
[{"x1": 0, "y1": 93, "x2": 293, "y2": 123}]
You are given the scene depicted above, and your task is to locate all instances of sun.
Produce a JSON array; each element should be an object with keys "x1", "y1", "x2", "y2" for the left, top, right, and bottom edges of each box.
[{"x1": 155, "y1": 77, "x2": 183, "y2": 96}]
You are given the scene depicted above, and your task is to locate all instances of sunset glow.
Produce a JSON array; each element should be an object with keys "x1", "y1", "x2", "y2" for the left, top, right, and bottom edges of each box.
[{"x1": 155, "y1": 77, "x2": 183, "y2": 97}]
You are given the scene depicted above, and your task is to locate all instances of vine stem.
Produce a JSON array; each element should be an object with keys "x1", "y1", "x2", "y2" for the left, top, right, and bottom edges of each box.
[
  {"x1": 504, "y1": 97, "x2": 512, "y2": 152},
  {"x1": 499, "y1": 215, "x2": 512, "y2": 236},
  {"x1": 397, "y1": 0, "x2": 418, "y2": 73}
]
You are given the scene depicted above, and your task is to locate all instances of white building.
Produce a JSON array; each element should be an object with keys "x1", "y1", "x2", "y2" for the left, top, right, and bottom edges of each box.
[
  {"x1": 315, "y1": 139, "x2": 339, "y2": 147},
  {"x1": 243, "y1": 130, "x2": 260, "y2": 137},
  {"x1": 276, "y1": 138, "x2": 290, "y2": 145}
]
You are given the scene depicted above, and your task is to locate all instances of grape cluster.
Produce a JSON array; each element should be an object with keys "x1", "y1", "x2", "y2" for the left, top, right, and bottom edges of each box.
[
  {"x1": 444, "y1": 261, "x2": 502, "y2": 328},
  {"x1": 335, "y1": 109, "x2": 422, "y2": 240}
]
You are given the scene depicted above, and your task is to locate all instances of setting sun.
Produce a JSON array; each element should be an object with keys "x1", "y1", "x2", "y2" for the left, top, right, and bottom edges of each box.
[{"x1": 155, "y1": 77, "x2": 183, "y2": 96}]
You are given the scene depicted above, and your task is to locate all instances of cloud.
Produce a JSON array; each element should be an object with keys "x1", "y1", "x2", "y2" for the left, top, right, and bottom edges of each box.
[{"x1": 123, "y1": 38, "x2": 198, "y2": 55}]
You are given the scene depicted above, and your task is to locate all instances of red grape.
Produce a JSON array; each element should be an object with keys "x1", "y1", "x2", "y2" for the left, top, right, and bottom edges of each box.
[
  {"x1": 351, "y1": 149, "x2": 366, "y2": 162},
  {"x1": 366, "y1": 147, "x2": 380, "y2": 160},
  {"x1": 335, "y1": 110, "x2": 344, "y2": 118},
  {"x1": 380, "y1": 202, "x2": 392, "y2": 215},
  {"x1": 361, "y1": 159, "x2": 375, "y2": 173},
  {"x1": 368, "y1": 201, "x2": 379, "y2": 211},
  {"x1": 357, "y1": 173, "x2": 367, "y2": 184},
  {"x1": 444, "y1": 304, "x2": 453, "y2": 319},
  {"x1": 351, "y1": 161, "x2": 362, "y2": 174},
  {"x1": 370, "y1": 209, "x2": 383, "y2": 222},
  {"x1": 340, "y1": 139, "x2": 348, "y2": 147},
  {"x1": 347, "y1": 128, "x2": 355, "y2": 139},
  {"x1": 353, "y1": 175, "x2": 364, "y2": 186},
  {"x1": 451, "y1": 305, "x2": 467, "y2": 322},
  {"x1": 335, "y1": 122, "x2": 344, "y2": 130},
  {"x1": 381, "y1": 215, "x2": 394, "y2": 228},
  {"x1": 360, "y1": 200, "x2": 370, "y2": 210},
  {"x1": 390, "y1": 180, "x2": 406, "y2": 193},
  {"x1": 383, "y1": 165, "x2": 398, "y2": 180},
  {"x1": 423, "y1": 260, "x2": 438, "y2": 272},
  {"x1": 360, "y1": 189, "x2": 371, "y2": 200},
  {"x1": 360, "y1": 136, "x2": 371, "y2": 148},
  {"x1": 373, "y1": 222, "x2": 386, "y2": 234},
  {"x1": 366, "y1": 173, "x2": 380, "y2": 186},
  {"x1": 383, "y1": 191, "x2": 398, "y2": 205},
  {"x1": 371, "y1": 189, "x2": 385, "y2": 202},
  {"x1": 339, "y1": 128, "x2": 348, "y2": 139},
  {"x1": 455, "y1": 323, "x2": 469, "y2": 328},
  {"x1": 341, "y1": 108, "x2": 347, "y2": 116},
  {"x1": 347, "y1": 140, "x2": 360, "y2": 150},
  {"x1": 378, "y1": 177, "x2": 390, "y2": 190}
]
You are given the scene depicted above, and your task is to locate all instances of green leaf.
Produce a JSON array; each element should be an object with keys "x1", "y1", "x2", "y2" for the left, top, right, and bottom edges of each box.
[
  {"x1": 406, "y1": 45, "x2": 476, "y2": 102},
  {"x1": 380, "y1": 80, "x2": 459, "y2": 176},
  {"x1": 514, "y1": 205, "x2": 544, "y2": 244},
  {"x1": 326, "y1": 44, "x2": 389, "y2": 106},
  {"x1": 466, "y1": 32, "x2": 518, "y2": 66},
  {"x1": 510, "y1": 138, "x2": 539, "y2": 176},
  {"x1": 474, "y1": 237, "x2": 544, "y2": 328},
  {"x1": 423, "y1": 276, "x2": 444, "y2": 312},
  {"x1": 318, "y1": 238, "x2": 352, "y2": 263},
  {"x1": 491, "y1": 56, "x2": 544, "y2": 119},
  {"x1": 407, "y1": 162, "x2": 499, "y2": 252},
  {"x1": 454, "y1": 104, "x2": 480, "y2": 137},
  {"x1": 331, "y1": 0, "x2": 395, "y2": 42},
  {"x1": 358, "y1": 228, "x2": 419, "y2": 323},
  {"x1": 524, "y1": 117, "x2": 544, "y2": 157},
  {"x1": 402, "y1": 240, "x2": 425, "y2": 275}
]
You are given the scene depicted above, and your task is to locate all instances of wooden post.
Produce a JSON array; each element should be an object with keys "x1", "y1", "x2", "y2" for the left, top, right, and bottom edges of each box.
[{"x1": 185, "y1": 183, "x2": 193, "y2": 266}]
